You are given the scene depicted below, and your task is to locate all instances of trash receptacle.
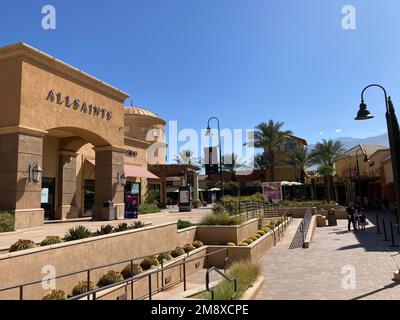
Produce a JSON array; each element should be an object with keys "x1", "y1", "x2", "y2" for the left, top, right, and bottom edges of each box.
[{"x1": 327, "y1": 208, "x2": 337, "y2": 226}]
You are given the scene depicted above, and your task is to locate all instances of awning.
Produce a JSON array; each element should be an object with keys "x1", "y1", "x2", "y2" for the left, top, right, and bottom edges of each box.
[
  {"x1": 84, "y1": 159, "x2": 159, "y2": 179},
  {"x1": 281, "y1": 181, "x2": 303, "y2": 186}
]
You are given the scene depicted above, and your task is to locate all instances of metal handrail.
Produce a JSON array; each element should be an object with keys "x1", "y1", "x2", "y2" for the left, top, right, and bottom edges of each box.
[
  {"x1": 68, "y1": 247, "x2": 229, "y2": 300},
  {"x1": 205, "y1": 266, "x2": 237, "y2": 300}
]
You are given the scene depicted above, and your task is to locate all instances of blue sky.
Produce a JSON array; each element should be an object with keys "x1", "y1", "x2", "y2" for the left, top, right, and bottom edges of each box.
[{"x1": 0, "y1": 0, "x2": 399, "y2": 155}]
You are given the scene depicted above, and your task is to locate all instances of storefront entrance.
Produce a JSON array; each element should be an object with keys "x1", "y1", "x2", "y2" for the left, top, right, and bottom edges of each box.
[
  {"x1": 41, "y1": 178, "x2": 56, "y2": 220},
  {"x1": 84, "y1": 180, "x2": 95, "y2": 217},
  {"x1": 124, "y1": 182, "x2": 141, "y2": 218}
]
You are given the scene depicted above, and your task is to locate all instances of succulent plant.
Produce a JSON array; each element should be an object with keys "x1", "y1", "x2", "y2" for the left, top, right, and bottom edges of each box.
[
  {"x1": 226, "y1": 242, "x2": 236, "y2": 246},
  {"x1": 183, "y1": 244, "x2": 195, "y2": 253},
  {"x1": 64, "y1": 225, "x2": 91, "y2": 241},
  {"x1": 243, "y1": 239, "x2": 253, "y2": 245},
  {"x1": 94, "y1": 224, "x2": 114, "y2": 236},
  {"x1": 192, "y1": 240, "x2": 204, "y2": 248},
  {"x1": 238, "y1": 242, "x2": 248, "y2": 247},
  {"x1": 9, "y1": 239, "x2": 36, "y2": 252},
  {"x1": 254, "y1": 234, "x2": 261, "y2": 239},
  {"x1": 130, "y1": 221, "x2": 146, "y2": 229},
  {"x1": 42, "y1": 290, "x2": 67, "y2": 300},
  {"x1": 40, "y1": 236, "x2": 63, "y2": 246},
  {"x1": 256, "y1": 230, "x2": 265, "y2": 236},
  {"x1": 72, "y1": 281, "x2": 95, "y2": 296},
  {"x1": 170, "y1": 247, "x2": 185, "y2": 258},
  {"x1": 97, "y1": 270, "x2": 123, "y2": 288},
  {"x1": 157, "y1": 252, "x2": 173, "y2": 263},
  {"x1": 121, "y1": 263, "x2": 143, "y2": 279},
  {"x1": 140, "y1": 256, "x2": 160, "y2": 270},
  {"x1": 114, "y1": 223, "x2": 129, "y2": 232}
]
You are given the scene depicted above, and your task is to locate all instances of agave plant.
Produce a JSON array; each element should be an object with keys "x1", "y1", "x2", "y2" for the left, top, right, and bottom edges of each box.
[
  {"x1": 130, "y1": 221, "x2": 145, "y2": 229},
  {"x1": 64, "y1": 225, "x2": 92, "y2": 241},
  {"x1": 114, "y1": 223, "x2": 129, "y2": 232},
  {"x1": 94, "y1": 224, "x2": 114, "y2": 236}
]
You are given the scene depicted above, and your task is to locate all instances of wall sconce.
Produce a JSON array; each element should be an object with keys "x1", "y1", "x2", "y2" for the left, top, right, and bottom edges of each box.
[
  {"x1": 118, "y1": 172, "x2": 127, "y2": 186},
  {"x1": 28, "y1": 163, "x2": 42, "y2": 183}
]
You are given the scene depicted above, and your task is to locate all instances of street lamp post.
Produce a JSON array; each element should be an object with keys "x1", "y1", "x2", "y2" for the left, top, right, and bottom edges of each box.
[
  {"x1": 355, "y1": 84, "x2": 400, "y2": 223},
  {"x1": 206, "y1": 117, "x2": 224, "y2": 197},
  {"x1": 355, "y1": 146, "x2": 369, "y2": 206}
]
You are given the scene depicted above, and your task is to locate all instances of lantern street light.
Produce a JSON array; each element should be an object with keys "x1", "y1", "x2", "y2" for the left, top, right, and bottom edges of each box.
[
  {"x1": 205, "y1": 117, "x2": 224, "y2": 197},
  {"x1": 118, "y1": 172, "x2": 127, "y2": 186},
  {"x1": 355, "y1": 146, "x2": 369, "y2": 206},
  {"x1": 28, "y1": 163, "x2": 42, "y2": 183},
  {"x1": 355, "y1": 84, "x2": 400, "y2": 222}
]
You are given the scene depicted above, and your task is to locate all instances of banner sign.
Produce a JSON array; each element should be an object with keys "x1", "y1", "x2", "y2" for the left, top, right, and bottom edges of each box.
[{"x1": 262, "y1": 182, "x2": 283, "y2": 203}]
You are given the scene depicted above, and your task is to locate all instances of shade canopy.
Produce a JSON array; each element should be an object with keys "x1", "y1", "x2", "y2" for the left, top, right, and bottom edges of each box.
[
  {"x1": 85, "y1": 159, "x2": 159, "y2": 179},
  {"x1": 281, "y1": 181, "x2": 303, "y2": 186},
  {"x1": 208, "y1": 187, "x2": 221, "y2": 191}
]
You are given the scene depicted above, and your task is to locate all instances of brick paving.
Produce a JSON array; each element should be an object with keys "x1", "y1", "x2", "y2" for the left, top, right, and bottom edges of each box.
[{"x1": 256, "y1": 212, "x2": 400, "y2": 300}]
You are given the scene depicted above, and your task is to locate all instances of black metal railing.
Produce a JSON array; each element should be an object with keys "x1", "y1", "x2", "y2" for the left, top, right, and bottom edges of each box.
[
  {"x1": 205, "y1": 266, "x2": 237, "y2": 300},
  {"x1": 220, "y1": 200, "x2": 282, "y2": 220},
  {"x1": 0, "y1": 246, "x2": 228, "y2": 301},
  {"x1": 289, "y1": 207, "x2": 312, "y2": 250}
]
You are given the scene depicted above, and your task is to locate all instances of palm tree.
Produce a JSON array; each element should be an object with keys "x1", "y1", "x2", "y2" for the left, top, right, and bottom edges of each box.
[
  {"x1": 222, "y1": 153, "x2": 247, "y2": 182},
  {"x1": 173, "y1": 149, "x2": 200, "y2": 165},
  {"x1": 316, "y1": 164, "x2": 335, "y2": 203},
  {"x1": 253, "y1": 153, "x2": 270, "y2": 181},
  {"x1": 310, "y1": 139, "x2": 345, "y2": 202},
  {"x1": 283, "y1": 146, "x2": 311, "y2": 184},
  {"x1": 249, "y1": 120, "x2": 293, "y2": 181}
]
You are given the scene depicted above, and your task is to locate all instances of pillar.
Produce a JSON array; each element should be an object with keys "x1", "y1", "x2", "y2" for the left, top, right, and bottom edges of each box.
[
  {"x1": 56, "y1": 151, "x2": 78, "y2": 220},
  {"x1": 92, "y1": 147, "x2": 125, "y2": 220},
  {"x1": 192, "y1": 172, "x2": 200, "y2": 207},
  {"x1": 0, "y1": 131, "x2": 44, "y2": 229}
]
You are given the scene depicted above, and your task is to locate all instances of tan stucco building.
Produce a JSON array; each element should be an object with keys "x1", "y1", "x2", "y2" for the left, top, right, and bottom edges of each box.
[{"x1": 0, "y1": 43, "x2": 167, "y2": 229}]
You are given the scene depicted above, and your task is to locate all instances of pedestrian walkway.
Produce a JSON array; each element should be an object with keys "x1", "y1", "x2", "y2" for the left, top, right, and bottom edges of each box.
[{"x1": 256, "y1": 212, "x2": 400, "y2": 300}]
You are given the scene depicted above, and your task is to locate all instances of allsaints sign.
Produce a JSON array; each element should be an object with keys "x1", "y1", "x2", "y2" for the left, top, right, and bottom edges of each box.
[{"x1": 46, "y1": 90, "x2": 113, "y2": 121}]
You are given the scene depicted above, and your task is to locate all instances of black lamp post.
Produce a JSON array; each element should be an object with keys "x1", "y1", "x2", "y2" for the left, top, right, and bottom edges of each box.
[
  {"x1": 206, "y1": 117, "x2": 224, "y2": 197},
  {"x1": 355, "y1": 84, "x2": 400, "y2": 222},
  {"x1": 355, "y1": 146, "x2": 369, "y2": 206}
]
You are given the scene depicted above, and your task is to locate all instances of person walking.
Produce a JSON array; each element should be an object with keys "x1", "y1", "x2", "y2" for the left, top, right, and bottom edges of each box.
[{"x1": 346, "y1": 202, "x2": 357, "y2": 231}]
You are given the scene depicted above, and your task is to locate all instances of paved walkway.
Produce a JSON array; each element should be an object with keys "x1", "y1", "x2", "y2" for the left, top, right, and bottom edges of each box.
[
  {"x1": 256, "y1": 212, "x2": 400, "y2": 300},
  {"x1": 0, "y1": 206, "x2": 211, "y2": 249}
]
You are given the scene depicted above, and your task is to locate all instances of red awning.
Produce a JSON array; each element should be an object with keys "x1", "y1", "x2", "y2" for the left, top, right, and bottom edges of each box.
[{"x1": 85, "y1": 159, "x2": 159, "y2": 179}]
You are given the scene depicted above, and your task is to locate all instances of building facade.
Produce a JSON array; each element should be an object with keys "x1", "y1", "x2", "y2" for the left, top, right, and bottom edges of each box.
[{"x1": 0, "y1": 43, "x2": 166, "y2": 229}]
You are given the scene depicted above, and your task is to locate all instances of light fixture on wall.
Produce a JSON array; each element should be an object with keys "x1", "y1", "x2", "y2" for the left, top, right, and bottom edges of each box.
[
  {"x1": 28, "y1": 163, "x2": 42, "y2": 183},
  {"x1": 118, "y1": 172, "x2": 127, "y2": 186}
]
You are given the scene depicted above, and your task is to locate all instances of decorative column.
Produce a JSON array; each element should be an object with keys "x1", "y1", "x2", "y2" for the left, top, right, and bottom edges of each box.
[
  {"x1": 92, "y1": 146, "x2": 125, "y2": 220},
  {"x1": 192, "y1": 171, "x2": 200, "y2": 207},
  {"x1": 0, "y1": 130, "x2": 44, "y2": 229},
  {"x1": 57, "y1": 151, "x2": 78, "y2": 220}
]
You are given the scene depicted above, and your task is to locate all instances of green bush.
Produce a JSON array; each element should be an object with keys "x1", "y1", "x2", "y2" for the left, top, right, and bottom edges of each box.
[
  {"x1": 9, "y1": 239, "x2": 36, "y2": 252},
  {"x1": 42, "y1": 290, "x2": 67, "y2": 300},
  {"x1": 139, "y1": 203, "x2": 160, "y2": 214},
  {"x1": 97, "y1": 270, "x2": 123, "y2": 288},
  {"x1": 237, "y1": 242, "x2": 248, "y2": 247},
  {"x1": 121, "y1": 263, "x2": 143, "y2": 279},
  {"x1": 0, "y1": 211, "x2": 15, "y2": 233},
  {"x1": 114, "y1": 223, "x2": 129, "y2": 232},
  {"x1": 170, "y1": 247, "x2": 185, "y2": 258},
  {"x1": 94, "y1": 224, "x2": 114, "y2": 236},
  {"x1": 192, "y1": 240, "x2": 203, "y2": 248},
  {"x1": 256, "y1": 230, "x2": 265, "y2": 236},
  {"x1": 199, "y1": 213, "x2": 242, "y2": 226},
  {"x1": 140, "y1": 256, "x2": 160, "y2": 270},
  {"x1": 226, "y1": 242, "x2": 236, "y2": 246},
  {"x1": 177, "y1": 220, "x2": 193, "y2": 229},
  {"x1": 41, "y1": 236, "x2": 63, "y2": 246},
  {"x1": 199, "y1": 260, "x2": 260, "y2": 300},
  {"x1": 64, "y1": 225, "x2": 91, "y2": 241},
  {"x1": 157, "y1": 252, "x2": 173, "y2": 263},
  {"x1": 72, "y1": 281, "x2": 95, "y2": 296},
  {"x1": 183, "y1": 244, "x2": 195, "y2": 253},
  {"x1": 279, "y1": 199, "x2": 336, "y2": 206},
  {"x1": 130, "y1": 221, "x2": 146, "y2": 229},
  {"x1": 145, "y1": 189, "x2": 160, "y2": 205}
]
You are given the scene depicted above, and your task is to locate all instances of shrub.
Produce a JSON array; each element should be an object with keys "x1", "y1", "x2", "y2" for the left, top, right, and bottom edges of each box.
[
  {"x1": 177, "y1": 220, "x2": 193, "y2": 229},
  {"x1": 199, "y1": 260, "x2": 260, "y2": 300},
  {"x1": 97, "y1": 270, "x2": 123, "y2": 288},
  {"x1": 250, "y1": 235, "x2": 258, "y2": 241},
  {"x1": 262, "y1": 226, "x2": 271, "y2": 233},
  {"x1": 140, "y1": 256, "x2": 160, "y2": 270},
  {"x1": 254, "y1": 234, "x2": 261, "y2": 239},
  {"x1": 257, "y1": 230, "x2": 265, "y2": 236},
  {"x1": 41, "y1": 236, "x2": 63, "y2": 246},
  {"x1": 226, "y1": 242, "x2": 236, "y2": 246},
  {"x1": 130, "y1": 221, "x2": 146, "y2": 229},
  {"x1": 237, "y1": 242, "x2": 248, "y2": 247},
  {"x1": 114, "y1": 223, "x2": 129, "y2": 232},
  {"x1": 9, "y1": 239, "x2": 36, "y2": 252},
  {"x1": 157, "y1": 252, "x2": 173, "y2": 263},
  {"x1": 183, "y1": 244, "x2": 195, "y2": 253},
  {"x1": 121, "y1": 263, "x2": 143, "y2": 279},
  {"x1": 72, "y1": 281, "x2": 95, "y2": 296},
  {"x1": 64, "y1": 225, "x2": 91, "y2": 241},
  {"x1": 170, "y1": 247, "x2": 185, "y2": 258},
  {"x1": 243, "y1": 239, "x2": 253, "y2": 245},
  {"x1": 94, "y1": 224, "x2": 114, "y2": 236},
  {"x1": 0, "y1": 211, "x2": 14, "y2": 233},
  {"x1": 139, "y1": 203, "x2": 160, "y2": 214},
  {"x1": 199, "y1": 213, "x2": 242, "y2": 226},
  {"x1": 192, "y1": 240, "x2": 203, "y2": 248},
  {"x1": 42, "y1": 290, "x2": 67, "y2": 300},
  {"x1": 145, "y1": 189, "x2": 160, "y2": 205}
]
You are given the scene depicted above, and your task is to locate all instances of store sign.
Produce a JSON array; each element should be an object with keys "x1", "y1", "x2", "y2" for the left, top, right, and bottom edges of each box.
[
  {"x1": 125, "y1": 149, "x2": 138, "y2": 158},
  {"x1": 46, "y1": 90, "x2": 113, "y2": 120},
  {"x1": 41, "y1": 188, "x2": 49, "y2": 204}
]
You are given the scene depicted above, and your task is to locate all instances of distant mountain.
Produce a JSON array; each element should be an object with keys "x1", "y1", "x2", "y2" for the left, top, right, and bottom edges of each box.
[{"x1": 308, "y1": 133, "x2": 389, "y2": 151}]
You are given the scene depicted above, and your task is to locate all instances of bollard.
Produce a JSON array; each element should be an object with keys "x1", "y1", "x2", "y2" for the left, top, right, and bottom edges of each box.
[
  {"x1": 390, "y1": 221, "x2": 397, "y2": 247},
  {"x1": 376, "y1": 215, "x2": 381, "y2": 234},
  {"x1": 382, "y1": 218, "x2": 389, "y2": 241}
]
